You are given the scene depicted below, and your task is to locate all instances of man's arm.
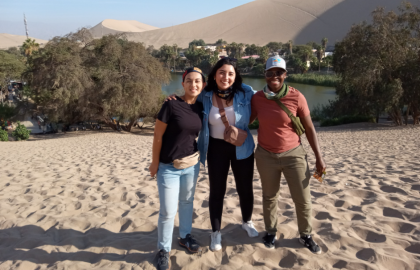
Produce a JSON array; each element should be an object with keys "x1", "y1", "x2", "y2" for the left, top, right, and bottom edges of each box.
[{"x1": 301, "y1": 115, "x2": 326, "y2": 174}]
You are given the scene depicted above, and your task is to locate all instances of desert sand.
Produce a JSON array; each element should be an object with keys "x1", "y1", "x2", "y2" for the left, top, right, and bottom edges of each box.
[
  {"x1": 0, "y1": 33, "x2": 48, "y2": 50},
  {"x1": 0, "y1": 123, "x2": 420, "y2": 270},
  {"x1": 89, "y1": 19, "x2": 159, "y2": 38},
  {"x1": 123, "y1": 0, "x2": 409, "y2": 48}
]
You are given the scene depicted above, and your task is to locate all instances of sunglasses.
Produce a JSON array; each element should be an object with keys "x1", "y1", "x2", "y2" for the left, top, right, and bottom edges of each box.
[{"x1": 265, "y1": 70, "x2": 286, "y2": 78}]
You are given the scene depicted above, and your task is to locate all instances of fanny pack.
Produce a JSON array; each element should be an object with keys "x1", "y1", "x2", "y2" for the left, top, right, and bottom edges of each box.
[
  {"x1": 173, "y1": 151, "x2": 200, "y2": 169},
  {"x1": 274, "y1": 99, "x2": 305, "y2": 136},
  {"x1": 215, "y1": 95, "x2": 248, "y2": 146}
]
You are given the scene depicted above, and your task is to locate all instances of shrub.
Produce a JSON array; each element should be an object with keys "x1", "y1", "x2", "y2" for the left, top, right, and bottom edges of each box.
[
  {"x1": 12, "y1": 121, "x2": 31, "y2": 140},
  {"x1": 320, "y1": 115, "x2": 375, "y2": 127},
  {"x1": 0, "y1": 129, "x2": 8, "y2": 141},
  {"x1": 286, "y1": 73, "x2": 339, "y2": 87},
  {"x1": 249, "y1": 119, "x2": 259, "y2": 130}
]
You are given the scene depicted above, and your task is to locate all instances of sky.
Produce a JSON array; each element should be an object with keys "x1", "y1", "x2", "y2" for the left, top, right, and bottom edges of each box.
[{"x1": 0, "y1": 0, "x2": 254, "y2": 40}]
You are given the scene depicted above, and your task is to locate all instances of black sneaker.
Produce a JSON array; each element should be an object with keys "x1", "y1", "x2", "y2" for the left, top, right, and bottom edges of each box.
[
  {"x1": 157, "y1": 249, "x2": 170, "y2": 270},
  {"x1": 263, "y1": 233, "x2": 276, "y2": 249},
  {"x1": 179, "y1": 234, "x2": 202, "y2": 253},
  {"x1": 299, "y1": 235, "x2": 322, "y2": 254}
]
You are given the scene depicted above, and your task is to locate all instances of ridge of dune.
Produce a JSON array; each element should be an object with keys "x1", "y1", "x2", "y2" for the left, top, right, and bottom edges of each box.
[
  {"x1": 124, "y1": 0, "x2": 410, "y2": 48},
  {"x1": 90, "y1": 19, "x2": 159, "y2": 38},
  {"x1": 0, "y1": 33, "x2": 48, "y2": 49}
]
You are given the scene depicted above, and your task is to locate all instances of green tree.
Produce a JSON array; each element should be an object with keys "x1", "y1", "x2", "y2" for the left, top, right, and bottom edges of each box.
[
  {"x1": 266, "y1": 42, "x2": 282, "y2": 54},
  {"x1": 216, "y1": 39, "x2": 227, "y2": 46},
  {"x1": 189, "y1": 39, "x2": 206, "y2": 48},
  {"x1": 27, "y1": 30, "x2": 170, "y2": 131},
  {"x1": 333, "y1": 3, "x2": 420, "y2": 125},
  {"x1": 287, "y1": 40, "x2": 293, "y2": 55},
  {"x1": 0, "y1": 51, "x2": 25, "y2": 101},
  {"x1": 287, "y1": 45, "x2": 314, "y2": 74},
  {"x1": 258, "y1": 46, "x2": 269, "y2": 64}
]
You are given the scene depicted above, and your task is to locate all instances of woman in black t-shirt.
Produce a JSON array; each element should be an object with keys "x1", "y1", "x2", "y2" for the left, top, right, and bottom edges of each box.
[{"x1": 149, "y1": 67, "x2": 205, "y2": 270}]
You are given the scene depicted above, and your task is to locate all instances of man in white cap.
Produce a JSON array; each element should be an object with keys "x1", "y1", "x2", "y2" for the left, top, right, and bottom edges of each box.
[{"x1": 250, "y1": 56, "x2": 326, "y2": 254}]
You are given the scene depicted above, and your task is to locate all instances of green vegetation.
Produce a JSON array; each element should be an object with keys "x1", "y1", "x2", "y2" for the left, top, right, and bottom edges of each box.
[
  {"x1": 311, "y1": 102, "x2": 375, "y2": 127},
  {"x1": 249, "y1": 119, "x2": 259, "y2": 130},
  {"x1": 320, "y1": 116, "x2": 375, "y2": 127},
  {"x1": 286, "y1": 73, "x2": 339, "y2": 87},
  {"x1": 332, "y1": 2, "x2": 420, "y2": 125},
  {"x1": 26, "y1": 29, "x2": 170, "y2": 132},
  {"x1": 0, "y1": 104, "x2": 16, "y2": 120},
  {"x1": 12, "y1": 121, "x2": 30, "y2": 141},
  {"x1": 0, "y1": 129, "x2": 8, "y2": 141},
  {"x1": 0, "y1": 50, "x2": 25, "y2": 89}
]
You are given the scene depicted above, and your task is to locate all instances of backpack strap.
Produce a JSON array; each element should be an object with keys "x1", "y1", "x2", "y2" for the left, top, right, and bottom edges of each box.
[
  {"x1": 215, "y1": 95, "x2": 230, "y2": 128},
  {"x1": 274, "y1": 99, "x2": 295, "y2": 119}
]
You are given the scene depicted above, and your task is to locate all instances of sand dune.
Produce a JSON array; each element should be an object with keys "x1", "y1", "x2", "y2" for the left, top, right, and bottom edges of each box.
[
  {"x1": 0, "y1": 33, "x2": 48, "y2": 49},
  {"x1": 90, "y1": 19, "x2": 159, "y2": 38},
  {"x1": 0, "y1": 123, "x2": 419, "y2": 269},
  {"x1": 123, "y1": 0, "x2": 410, "y2": 48}
]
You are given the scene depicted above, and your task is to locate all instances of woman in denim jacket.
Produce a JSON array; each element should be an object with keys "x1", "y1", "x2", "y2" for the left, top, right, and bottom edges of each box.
[{"x1": 196, "y1": 58, "x2": 258, "y2": 251}]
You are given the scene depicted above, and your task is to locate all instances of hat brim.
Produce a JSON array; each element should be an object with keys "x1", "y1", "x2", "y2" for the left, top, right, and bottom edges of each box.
[{"x1": 265, "y1": 66, "x2": 287, "y2": 71}]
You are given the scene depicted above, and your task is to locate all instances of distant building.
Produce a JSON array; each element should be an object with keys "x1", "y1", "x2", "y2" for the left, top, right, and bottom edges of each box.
[
  {"x1": 196, "y1": 45, "x2": 217, "y2": 51},
  {"x1": 324, "y1": 45, "x2": 335, "y2": 57},
  {"x1": 241, "y1": 55, "x2": 260, "y2": 59}
]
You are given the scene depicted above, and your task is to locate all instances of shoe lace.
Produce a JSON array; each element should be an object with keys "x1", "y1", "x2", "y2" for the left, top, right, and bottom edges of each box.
[
  {"x1": 304, "y1": 235, "x2": 316, "y2": 247},
  {"x1": 158, "y1": 251, "x2": 169, "y2": 265},
  {"x1": 188, "y1": 234, "x2": 198, "y2": 245},
  {"x1": 246, "y1": 221, "x2": 256, "y2": 229}
]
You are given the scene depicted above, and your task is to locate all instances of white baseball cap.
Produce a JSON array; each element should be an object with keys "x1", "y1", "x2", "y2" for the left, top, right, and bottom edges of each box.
[{"x1": 265, "y1": 56, "x2": 286, "y2": 71}]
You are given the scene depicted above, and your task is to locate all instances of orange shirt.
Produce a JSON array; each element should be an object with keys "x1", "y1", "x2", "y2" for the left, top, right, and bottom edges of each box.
[{"x1": 251, "y1": 86, "x2": 310, "y2": 153}]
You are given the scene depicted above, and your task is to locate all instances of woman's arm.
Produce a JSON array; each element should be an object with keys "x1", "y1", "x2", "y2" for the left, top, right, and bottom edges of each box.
[
  {"x1": 301, "y1": 115, "x2": 326, "y2": 174},
  {"x1": 149, "y1": 119, "x2": 168, "y2": 177}
]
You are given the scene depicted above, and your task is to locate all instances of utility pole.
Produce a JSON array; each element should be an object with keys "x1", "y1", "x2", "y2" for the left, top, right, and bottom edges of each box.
[{"x1": 24, "y1": 14, "x2": 29, "y2": 39}]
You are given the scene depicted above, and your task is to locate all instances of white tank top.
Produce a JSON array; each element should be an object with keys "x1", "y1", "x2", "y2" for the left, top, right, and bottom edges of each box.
[{"x1": 209, "y1": 105, "x2": 235, "y2": 139}]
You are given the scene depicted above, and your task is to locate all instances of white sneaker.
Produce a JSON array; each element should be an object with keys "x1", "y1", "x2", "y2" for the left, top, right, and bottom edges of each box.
[
  {"x1": 210, "y1": 231, "x2": 222, "y2": 251},
  {"x1": 242, "y1": 221, "x2": 259, "y2": 237}
]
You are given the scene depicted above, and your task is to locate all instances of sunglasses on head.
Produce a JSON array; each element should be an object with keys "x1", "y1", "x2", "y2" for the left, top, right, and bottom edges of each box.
[{"x1": 265, "y1": 69, "x2": 286, "y2": 78}]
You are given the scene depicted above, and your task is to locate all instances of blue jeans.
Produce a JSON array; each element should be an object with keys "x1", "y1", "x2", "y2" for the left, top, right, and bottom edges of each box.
[{"x1": 157, "y1": 161, "x2": 200, "y2": 252}]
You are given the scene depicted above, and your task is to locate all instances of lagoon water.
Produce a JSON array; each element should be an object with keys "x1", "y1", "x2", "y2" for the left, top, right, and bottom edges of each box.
[{"x1": 162, "y1": 73, "x2": 336, "y2": 110}]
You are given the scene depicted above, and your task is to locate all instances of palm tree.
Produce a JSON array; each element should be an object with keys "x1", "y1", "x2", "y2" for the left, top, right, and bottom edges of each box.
[
  {"x1": 237, "y1": 43, "x2": 244, "y2": 58},
  {"x1": 22, "y1": 38, "x2": 39, "y2": 56},
  {"x1": 321, "y1": 38, "x2": 328, "y2": 53},
  {"x1": 287, "y1": 40, "x2": 293, "y2": 55},
  {"x1": 172, "y1": 44, "x2": 178, "y2": 70}
]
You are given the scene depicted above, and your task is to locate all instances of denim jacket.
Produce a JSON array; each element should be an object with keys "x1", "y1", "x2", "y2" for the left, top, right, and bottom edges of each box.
[{"x1": 197, "y1": 83, "x2": 256, "y2": 166}]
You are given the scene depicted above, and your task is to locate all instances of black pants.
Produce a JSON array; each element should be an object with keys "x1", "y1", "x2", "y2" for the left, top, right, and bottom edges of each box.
[{"x1": 207, "y1": 136, "x2": 255, "y2": 232}]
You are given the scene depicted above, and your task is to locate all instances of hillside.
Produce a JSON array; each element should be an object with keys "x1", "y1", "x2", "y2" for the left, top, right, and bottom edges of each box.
[{"x1": 123, "y1": 0, "x2": 408, "y2": 48}]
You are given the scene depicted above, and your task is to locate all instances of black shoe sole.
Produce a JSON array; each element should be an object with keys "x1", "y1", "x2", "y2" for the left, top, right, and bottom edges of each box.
[
  {"x1": 299, "y1": 238, "x2": 322, "y2": 254},
  {"x1": 179, "y1": 241, "x2": 202, "y2": 254}
]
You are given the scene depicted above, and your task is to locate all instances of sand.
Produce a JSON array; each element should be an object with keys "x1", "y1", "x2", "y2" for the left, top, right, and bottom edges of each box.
[
  {"x1": 89, "y1": 19, "x2": 159, "y2": 38},
  {"x1": 0, "y1": 123, "x2": 420, "y2": 270},
  {"x1": 0, "y1": 34, "x2": 48, "y2": 50},
  {"x1": 124, "y1": 0, "x2": 409, "y2": 48}
]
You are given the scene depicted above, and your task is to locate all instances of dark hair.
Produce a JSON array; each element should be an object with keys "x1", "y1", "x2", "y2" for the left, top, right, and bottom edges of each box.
[{"x1": 205, "y1": 57, "x2": 244, "y2": 101}]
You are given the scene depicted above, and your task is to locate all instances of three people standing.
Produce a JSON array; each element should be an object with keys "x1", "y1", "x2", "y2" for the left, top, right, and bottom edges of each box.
[{"x1": 150, "y1": 56, "x2": 327, "y2": 270}]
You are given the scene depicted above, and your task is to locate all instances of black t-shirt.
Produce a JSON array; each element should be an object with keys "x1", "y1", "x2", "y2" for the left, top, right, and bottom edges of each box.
[{"x1": 158, "y1": 97, "x2": 203, "y2": 164}]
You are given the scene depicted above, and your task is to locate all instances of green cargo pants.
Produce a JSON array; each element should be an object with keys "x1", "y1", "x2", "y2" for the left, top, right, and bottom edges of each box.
[{"x1": 255, "y1": 144, "x2": 312, "y2": 236}]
